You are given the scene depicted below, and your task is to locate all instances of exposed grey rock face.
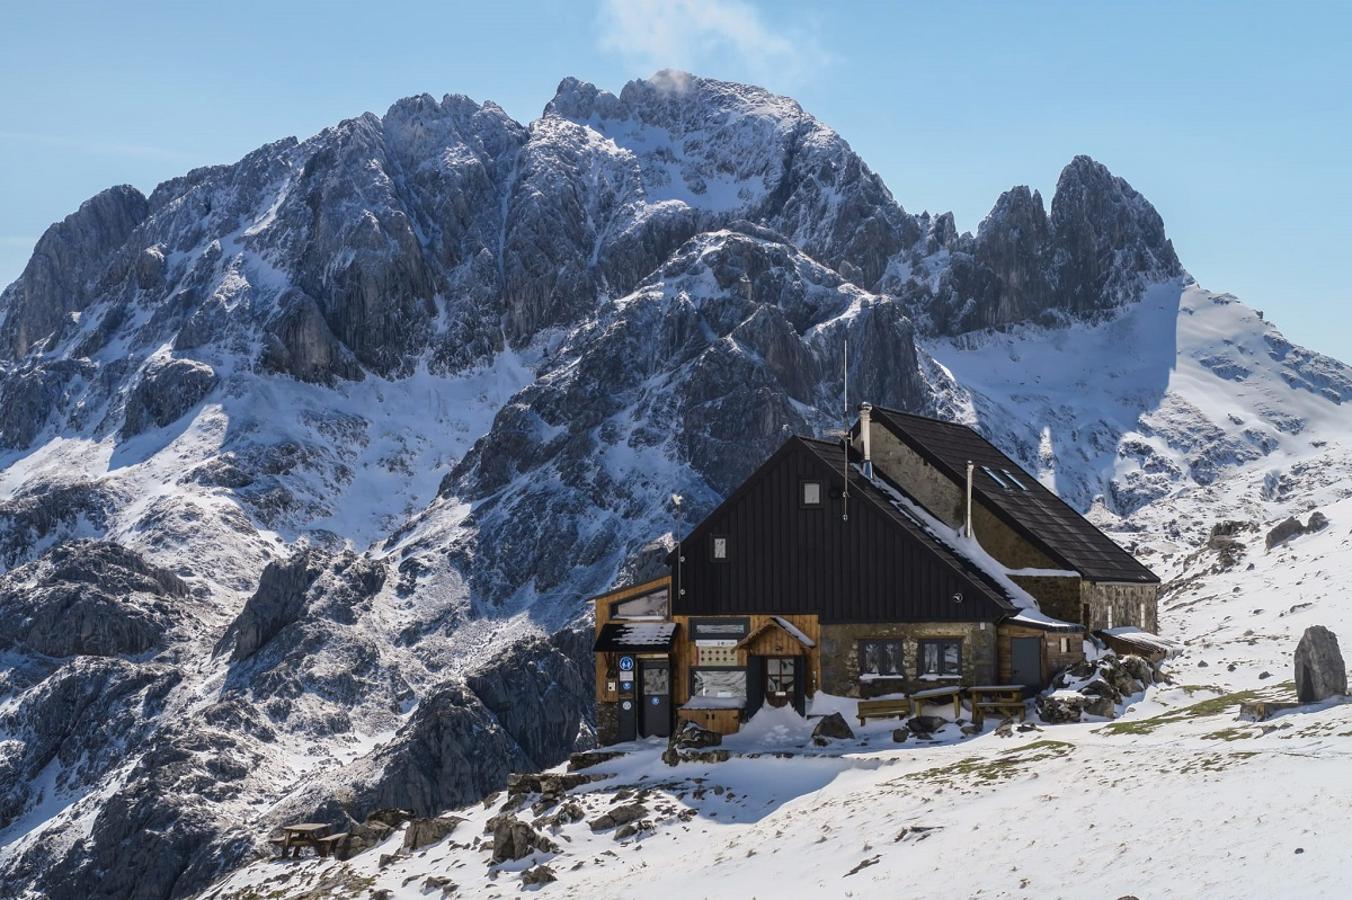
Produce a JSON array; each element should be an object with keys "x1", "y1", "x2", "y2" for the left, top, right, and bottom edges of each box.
[
  {"x1": 0, "y1": 359, "x2": 93, "y2": 449},
  {"x1": 214, "y1": 549, "x2": 328, "y2": 661},
  {"x1": 0, "y1": 481, "x2": 121, "y2": 568},
  {"x1": 1265, "y1": 511, "x2": 1330, "y2": 549},
  {"x1": 0, "y1": 540, "x2": 188, "y2": 657},
  {"x1": 924, "y1": 156, "x2": 1182, "y2": 334},
  {"x1": 0, "y1": 184, "x2": 148, "y2": 359},
  {"x1": 1295, "y1": 626, "x2": 1346, "y2": 702},
  {"x1": 121, "y1": 357, "x2": 218, "y2": 437}
]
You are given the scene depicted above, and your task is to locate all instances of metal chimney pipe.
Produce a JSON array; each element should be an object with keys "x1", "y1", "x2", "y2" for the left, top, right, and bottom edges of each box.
[
  {"x1": 859, "y1": 402, "x2": 873, "y2": 479},
  {"x1": 965, "y1": 460, "x2": 975, "y2": 538}
]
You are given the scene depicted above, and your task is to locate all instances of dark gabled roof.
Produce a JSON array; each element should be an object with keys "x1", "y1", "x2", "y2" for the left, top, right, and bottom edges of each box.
[
  {"x1": 867, "y1": 408, "x2": 1158, "y2": 584},
  {"x1": 794, "y1": 437, "x2": 1018, "y2": 614}
]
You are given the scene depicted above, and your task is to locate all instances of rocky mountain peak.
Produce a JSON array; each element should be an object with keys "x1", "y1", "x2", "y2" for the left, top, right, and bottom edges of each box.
[
  {"x1": 1049, "y1": 154, "x2": 1181, "y2": 315},
  {"x1": 0, "y1": 183, "x2": 148, "y2": 359}
]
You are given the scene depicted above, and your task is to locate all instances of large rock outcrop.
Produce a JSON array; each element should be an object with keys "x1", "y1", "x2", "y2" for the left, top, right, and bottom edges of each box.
[
  {"x1": 0, "y1": 184, "x2": 149, "y2": 359},
  {"x1": 120, "y1": 358, "x2": 218, "y2": 437},
  {"x1": 0, "y1": 540, "x2": 188, "y2": 657},
  {"x1": 1295, "y1": 626, "x2": 1347, "y2": 702}
]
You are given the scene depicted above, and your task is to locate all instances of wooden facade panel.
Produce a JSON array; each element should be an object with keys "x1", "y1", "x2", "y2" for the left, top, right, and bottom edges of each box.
[
  {"x1": 593, "y1": 576, "x2": 672, "y2": 705},
  {"x1": 670, "y1": 613, "x2": 820, "y2": 706},
  {"x1": 996, "y1": 624, "x2": 1085, "y2": 683}
]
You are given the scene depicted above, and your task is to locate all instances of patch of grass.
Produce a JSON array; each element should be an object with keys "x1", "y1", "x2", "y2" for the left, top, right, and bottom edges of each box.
[
  {"x1": 902, "y1": 740, "x2": 1074, "y2": 787},
  {"x1": 1097, "y1": 688, "x2": 1271, "y2": 735},
  {"x1": 1200, "y1": 727, "x2": 1255, "y2": 741}
]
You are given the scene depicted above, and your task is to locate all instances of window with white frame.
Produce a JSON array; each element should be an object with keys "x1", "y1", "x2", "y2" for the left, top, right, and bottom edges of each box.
[
  {"x1": 711, "y1": 535, "x2": 728, "y2": 561},
  {"x1": 801, "y1": 480, "x2": 822, "y2": 507}
]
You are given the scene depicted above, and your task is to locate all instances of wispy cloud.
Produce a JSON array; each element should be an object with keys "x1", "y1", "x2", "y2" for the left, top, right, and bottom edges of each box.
[
  {"x1": 596, "y1": 0, "x2": 831, "y2": 89},
  {"x1": 0, "y1": 130, "x2": 192, "y2": 163}
]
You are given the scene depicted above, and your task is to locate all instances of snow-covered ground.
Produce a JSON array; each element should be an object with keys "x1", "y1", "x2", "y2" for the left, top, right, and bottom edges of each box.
[{"x1": 198, "y1": 486, "x2": 1352, "y2": 900}]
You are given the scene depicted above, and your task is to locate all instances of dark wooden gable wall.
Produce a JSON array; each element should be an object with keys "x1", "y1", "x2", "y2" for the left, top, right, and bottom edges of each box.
[{"x1": 670, "y1": 437, "x2": 1010, "y2": 624}]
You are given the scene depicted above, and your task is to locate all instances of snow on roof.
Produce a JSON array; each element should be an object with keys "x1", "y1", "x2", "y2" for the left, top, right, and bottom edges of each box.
[
  {"x1": 770, "y1": 615, "x2": 816, "y2": 648},
  {"x1": 860, "y1": 465, "x2": 1043, "y2": 613},
  {"x1": 616, "y1": 622, "x2": 677, "y2": 644},
  {"x1": 1008, "y1": 609, "x2": 1085, "y2": 632},
  {"x1": 1100, "y1": 626, "x2": 1180, "y2": 653}
]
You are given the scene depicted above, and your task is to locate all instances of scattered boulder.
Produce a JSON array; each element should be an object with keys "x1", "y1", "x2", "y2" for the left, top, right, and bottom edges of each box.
[
  {"x1": 1082, "y1": 695, "x2": 1118, "y2": 719},
  {"x1": 490, "y1": 814, "x2": 557, "y2": 863},
  {"x1": 810, "y1": 712, "x2": 854, "y2": 742},
  {"x1": 403, "y1": 815, "x2": 463, "y2": 851},
  {"x1": 1266, "y1": 512, "x2": 1330, "y2": 549},
  {"x1": 671, "y1": 718, "x2": 722, "y2": 749},
  {"x1": 587, "y1": 802, "x2": 647, "y2": 833},
  {"x1": 522, "y1": 864, "x2": 557, "y2": 886},
  {"x1": 905, "y1": 715, "x2": 947, "y2": 736},
  {"x1": 1036, "y1": 694, "x2": 1086, "y2": 724},
  {"x1": 891, "y1": 727, "x2": 909, "y2": 743},
  {"x1": 568, "y1": 750, "x2": 624, "y2": 771},
  {"x1": 1294, "y1": 626, "x2": 1347, "y2": 702},
  {"x1": 1207, "y1": 520, "x2": 1251, "y2": 550}
]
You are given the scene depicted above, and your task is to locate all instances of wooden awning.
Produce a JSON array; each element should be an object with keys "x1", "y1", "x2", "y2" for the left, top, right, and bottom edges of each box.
[{"x1": 735, "y1": 616, "x2": 815, "y2": 654}]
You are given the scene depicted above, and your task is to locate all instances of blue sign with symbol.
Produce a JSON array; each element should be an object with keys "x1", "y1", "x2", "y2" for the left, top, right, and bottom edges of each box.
[
  {"x1": 651, "y1": 696, "x2": 660, "y2": 705},
  {"x1": 619, "y1": 655, "x2": 635, "y2": 672}
]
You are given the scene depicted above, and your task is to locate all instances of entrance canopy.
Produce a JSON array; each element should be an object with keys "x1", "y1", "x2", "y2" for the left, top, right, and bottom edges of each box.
[
  {"x1": 735, "y1": 616, "x2": 816, "y2": 654},
  {"x1": 593, "y1": 621, "x2": 677, "y2": 653}
]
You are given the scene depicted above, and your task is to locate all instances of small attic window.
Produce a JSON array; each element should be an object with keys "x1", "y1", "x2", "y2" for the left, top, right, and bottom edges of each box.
[
  {"x1": 1002, "y1": 469, "x2": 1030, "y2": 490},
  {"x1": 801, "y1": 480, "x2": 823, "y2": 507},
  {"x1": 711, "y1": 535, "x2": 729, "y2": 561},
  {"x1": 982, "y1": 465, "x2": 1010, "y2": 489}
]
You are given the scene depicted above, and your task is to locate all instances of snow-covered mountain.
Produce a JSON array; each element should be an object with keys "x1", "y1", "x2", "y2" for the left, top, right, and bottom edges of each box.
[{"x1": 1, "y1": 71, "x2": 1349, "y2": 900}]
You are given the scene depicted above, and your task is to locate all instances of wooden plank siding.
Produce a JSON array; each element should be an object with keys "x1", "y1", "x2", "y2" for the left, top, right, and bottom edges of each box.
[
  {"x1": 591, "y1": 576, "x2": 671, "y2": 705},
  {"x1": 669, "y1": 613, "x2": 821, "y2": 706},
  {"x1": 996, "y1": 623, "x2": 1085, "y2": 684}
]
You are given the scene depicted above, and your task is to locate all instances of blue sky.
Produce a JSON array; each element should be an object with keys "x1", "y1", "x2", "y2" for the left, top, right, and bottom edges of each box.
[{"x1": 3, "y1": 0, "x2": 1349, "y2": 360}]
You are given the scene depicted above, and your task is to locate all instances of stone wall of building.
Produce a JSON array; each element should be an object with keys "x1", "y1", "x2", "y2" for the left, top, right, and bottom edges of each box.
[
  {"x1": 1082, "y1": 581, "x2": 1159, "y2": 633},
  {"x1": 1009, "y1": 574, "x2": 1084, "y2": 624},
  {"x1": 596, "y1": 700, "x2": 619, "y2": 746},
  {"x1": 861, "y1": 428, "x2": 1061, "y2": 571},
  {"x1": 818, "y1": 620, "x2": 997, "y2": 697}
]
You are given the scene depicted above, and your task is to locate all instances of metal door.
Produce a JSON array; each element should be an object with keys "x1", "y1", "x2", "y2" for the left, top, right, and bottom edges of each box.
[
  {"x1": 639, "y1": 659, "x2": 671, "y2": 738},
  {"x1": 1010, "y1": 637, "x2": 1042, "y2": 690}
]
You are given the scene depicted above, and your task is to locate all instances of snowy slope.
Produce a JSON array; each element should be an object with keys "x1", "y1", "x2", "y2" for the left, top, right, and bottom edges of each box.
[{"x1": 200, "y1": 498, "x2": 1352, "y2": 900}]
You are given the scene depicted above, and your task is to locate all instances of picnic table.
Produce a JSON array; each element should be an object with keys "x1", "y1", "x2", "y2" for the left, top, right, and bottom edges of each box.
[
  {"x1": 909, "y1": 685, "x2": 962, "y2": 718},
  {"x1": 967, "y1": 685, "x2": 1027, "y2": 725},
  {"x1": 272, "y1": 823, "x2": 349, "y2": 859}
]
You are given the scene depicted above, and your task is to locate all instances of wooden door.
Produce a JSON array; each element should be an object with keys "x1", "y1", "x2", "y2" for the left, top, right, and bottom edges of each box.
[{"x1": 764, "y1": 657, "x2": 797, "y2": 708}]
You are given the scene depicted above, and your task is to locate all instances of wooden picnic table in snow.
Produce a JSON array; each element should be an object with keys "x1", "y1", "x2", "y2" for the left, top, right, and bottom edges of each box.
[
  {"x1": 273, "y1": 823, "x2": 347, "y2": 859},
  {"x1": 968, "y1": 685, "x2": 1028, "y2": 725},
  {"x1": 909, "y1": 685, "x2": 962, "y2": 718}
]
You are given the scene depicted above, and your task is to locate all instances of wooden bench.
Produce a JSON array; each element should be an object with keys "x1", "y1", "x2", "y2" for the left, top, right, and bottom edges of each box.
[
  {"x1": 315, "y1": 832, "x2": 349, "y2": 859},
  {"x1": 968, "y1": 685, "x2": 1028, "y2": 726},
  {"x1": 909, "y1": 685, "x2": 962, "y2": 718},
  {"x1": 857, "y1": 697, "x2": 910, "y2": 726}
]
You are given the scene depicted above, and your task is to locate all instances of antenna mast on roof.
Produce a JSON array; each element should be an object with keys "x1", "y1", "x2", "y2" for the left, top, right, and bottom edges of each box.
[{"x1": 841, "y1": 338, "x2": 849, "y2": 522}]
